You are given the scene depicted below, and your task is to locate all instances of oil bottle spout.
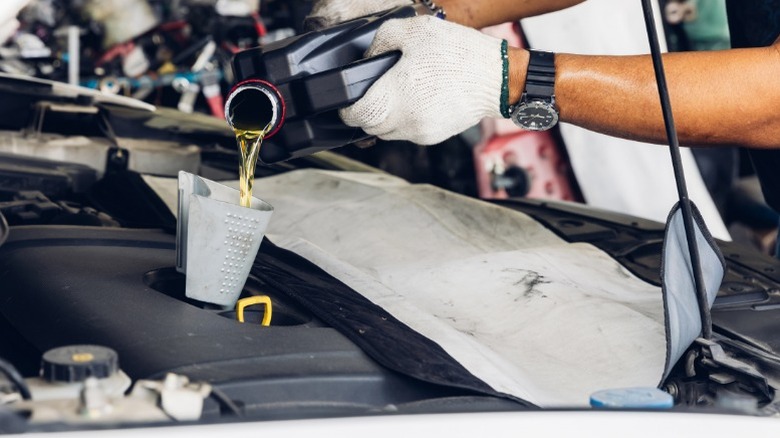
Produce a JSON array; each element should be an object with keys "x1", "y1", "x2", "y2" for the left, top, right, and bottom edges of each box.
[{"x1": 224, "y1": 79, "x2": 285, "y2": 138}]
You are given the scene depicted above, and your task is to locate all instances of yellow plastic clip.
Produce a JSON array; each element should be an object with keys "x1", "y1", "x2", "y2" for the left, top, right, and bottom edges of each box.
[{"x1": 236, "y1": 296, "x2": 273, "y2": 327}]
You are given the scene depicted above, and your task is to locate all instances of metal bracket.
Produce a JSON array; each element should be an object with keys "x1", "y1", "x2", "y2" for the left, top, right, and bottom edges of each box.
[{"x1": 693, "y1": 338, "x2": 774, "y2": 403}]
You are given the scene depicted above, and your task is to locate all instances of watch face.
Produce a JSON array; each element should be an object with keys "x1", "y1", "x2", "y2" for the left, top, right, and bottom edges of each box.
[{"x1": 511, "y1": 100, "x2": 559, "y2": 131}]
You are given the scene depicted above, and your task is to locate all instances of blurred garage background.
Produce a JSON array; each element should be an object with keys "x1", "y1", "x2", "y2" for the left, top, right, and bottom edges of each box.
[{"x1": 0, "y1": 0, "x2": 775, "y2": 255}]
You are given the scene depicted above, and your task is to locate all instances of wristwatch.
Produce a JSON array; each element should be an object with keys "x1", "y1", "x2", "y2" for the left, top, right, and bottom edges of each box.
[{"x1": 510, "y1": 50, "x2": 558, "y2": 131}]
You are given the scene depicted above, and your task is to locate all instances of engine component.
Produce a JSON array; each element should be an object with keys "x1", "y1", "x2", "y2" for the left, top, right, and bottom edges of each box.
[
  {"x1": 4, "y1": 345, "x2": 212, "y2": 425},
  {"x1": 0, "y1": 152, "x2": 96, "y2": 196}
]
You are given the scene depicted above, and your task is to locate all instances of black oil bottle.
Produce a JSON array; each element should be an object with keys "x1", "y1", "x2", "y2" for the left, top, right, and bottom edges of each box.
[{"x1": 224, "y1": 4, "x2": 431, "y2": 164}]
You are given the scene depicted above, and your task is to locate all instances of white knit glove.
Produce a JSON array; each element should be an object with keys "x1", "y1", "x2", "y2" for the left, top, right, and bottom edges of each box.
[
  {"x1": 304, "y1": 0, "x2": 412, "y2": 30},
  {"x1": 340, "y1": 15, "x2": 505, "y2": 146}
]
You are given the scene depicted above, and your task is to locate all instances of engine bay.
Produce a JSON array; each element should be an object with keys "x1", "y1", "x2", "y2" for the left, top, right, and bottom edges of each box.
[{"x1": 1, "y1": 75, "x2": 780, "y2": 432}]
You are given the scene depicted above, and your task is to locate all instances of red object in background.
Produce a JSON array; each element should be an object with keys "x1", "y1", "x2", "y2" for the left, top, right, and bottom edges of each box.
[
  {"x1": 251, "y1": 12, "x2": 268, "y2": 37},
  {"x1": 205, "y1": 93, "x2": 225, "y2": 120},
  {"x1": 96, "y1": 41, "x2": 136, "y2": 66},
  {"x1": 474, "y1": 128, "x2": 576, "y2": 201},
  {"x1": 476, "y1": 23, "x2": 577, "y2": 202}
]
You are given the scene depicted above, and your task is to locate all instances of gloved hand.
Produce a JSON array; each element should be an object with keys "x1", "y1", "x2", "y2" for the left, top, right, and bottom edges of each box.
[
  {"x1": 340, "y1": 15, "x2": 505, "y2": 146},
  {"x1": 304, "y1": 0, "x2": 412, "y2": 30}
]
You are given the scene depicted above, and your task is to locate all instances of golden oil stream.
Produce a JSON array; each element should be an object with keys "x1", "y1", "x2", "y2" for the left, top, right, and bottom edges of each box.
[{"x1": 235, "y1": 122, "x2": 272, "y2": 208}]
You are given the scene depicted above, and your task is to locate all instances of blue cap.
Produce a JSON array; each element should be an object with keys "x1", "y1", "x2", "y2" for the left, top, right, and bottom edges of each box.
[{"x1": 590, "y1": 387, "x2": 674, "y2": 409}]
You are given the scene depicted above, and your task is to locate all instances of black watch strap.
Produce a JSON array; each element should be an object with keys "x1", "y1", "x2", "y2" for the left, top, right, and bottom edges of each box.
[{"x1": 524, "y1": 50, "x2": 555, "y2": 100}]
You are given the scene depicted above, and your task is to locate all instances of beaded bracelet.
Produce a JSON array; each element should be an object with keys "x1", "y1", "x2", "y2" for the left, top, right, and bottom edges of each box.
[
  {"x1": 499, "y1": 39, "x2": 511, "y2": 118},
  {"x1": 417, "y1": 0, "x2": 447, "y2": 20}
]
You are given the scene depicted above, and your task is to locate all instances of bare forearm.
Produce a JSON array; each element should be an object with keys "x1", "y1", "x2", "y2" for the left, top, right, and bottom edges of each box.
[
  {"x1": 437, "y1": 0, "x2": 586, "y2": 28},
  {"x1": 509, "y1": 45, "x2": 780, "y2": 149}
]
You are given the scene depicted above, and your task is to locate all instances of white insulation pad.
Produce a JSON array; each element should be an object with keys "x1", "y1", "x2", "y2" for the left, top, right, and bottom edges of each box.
[{"x1": 147, "y1": 170, "x2": 667, "y2": 407}]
